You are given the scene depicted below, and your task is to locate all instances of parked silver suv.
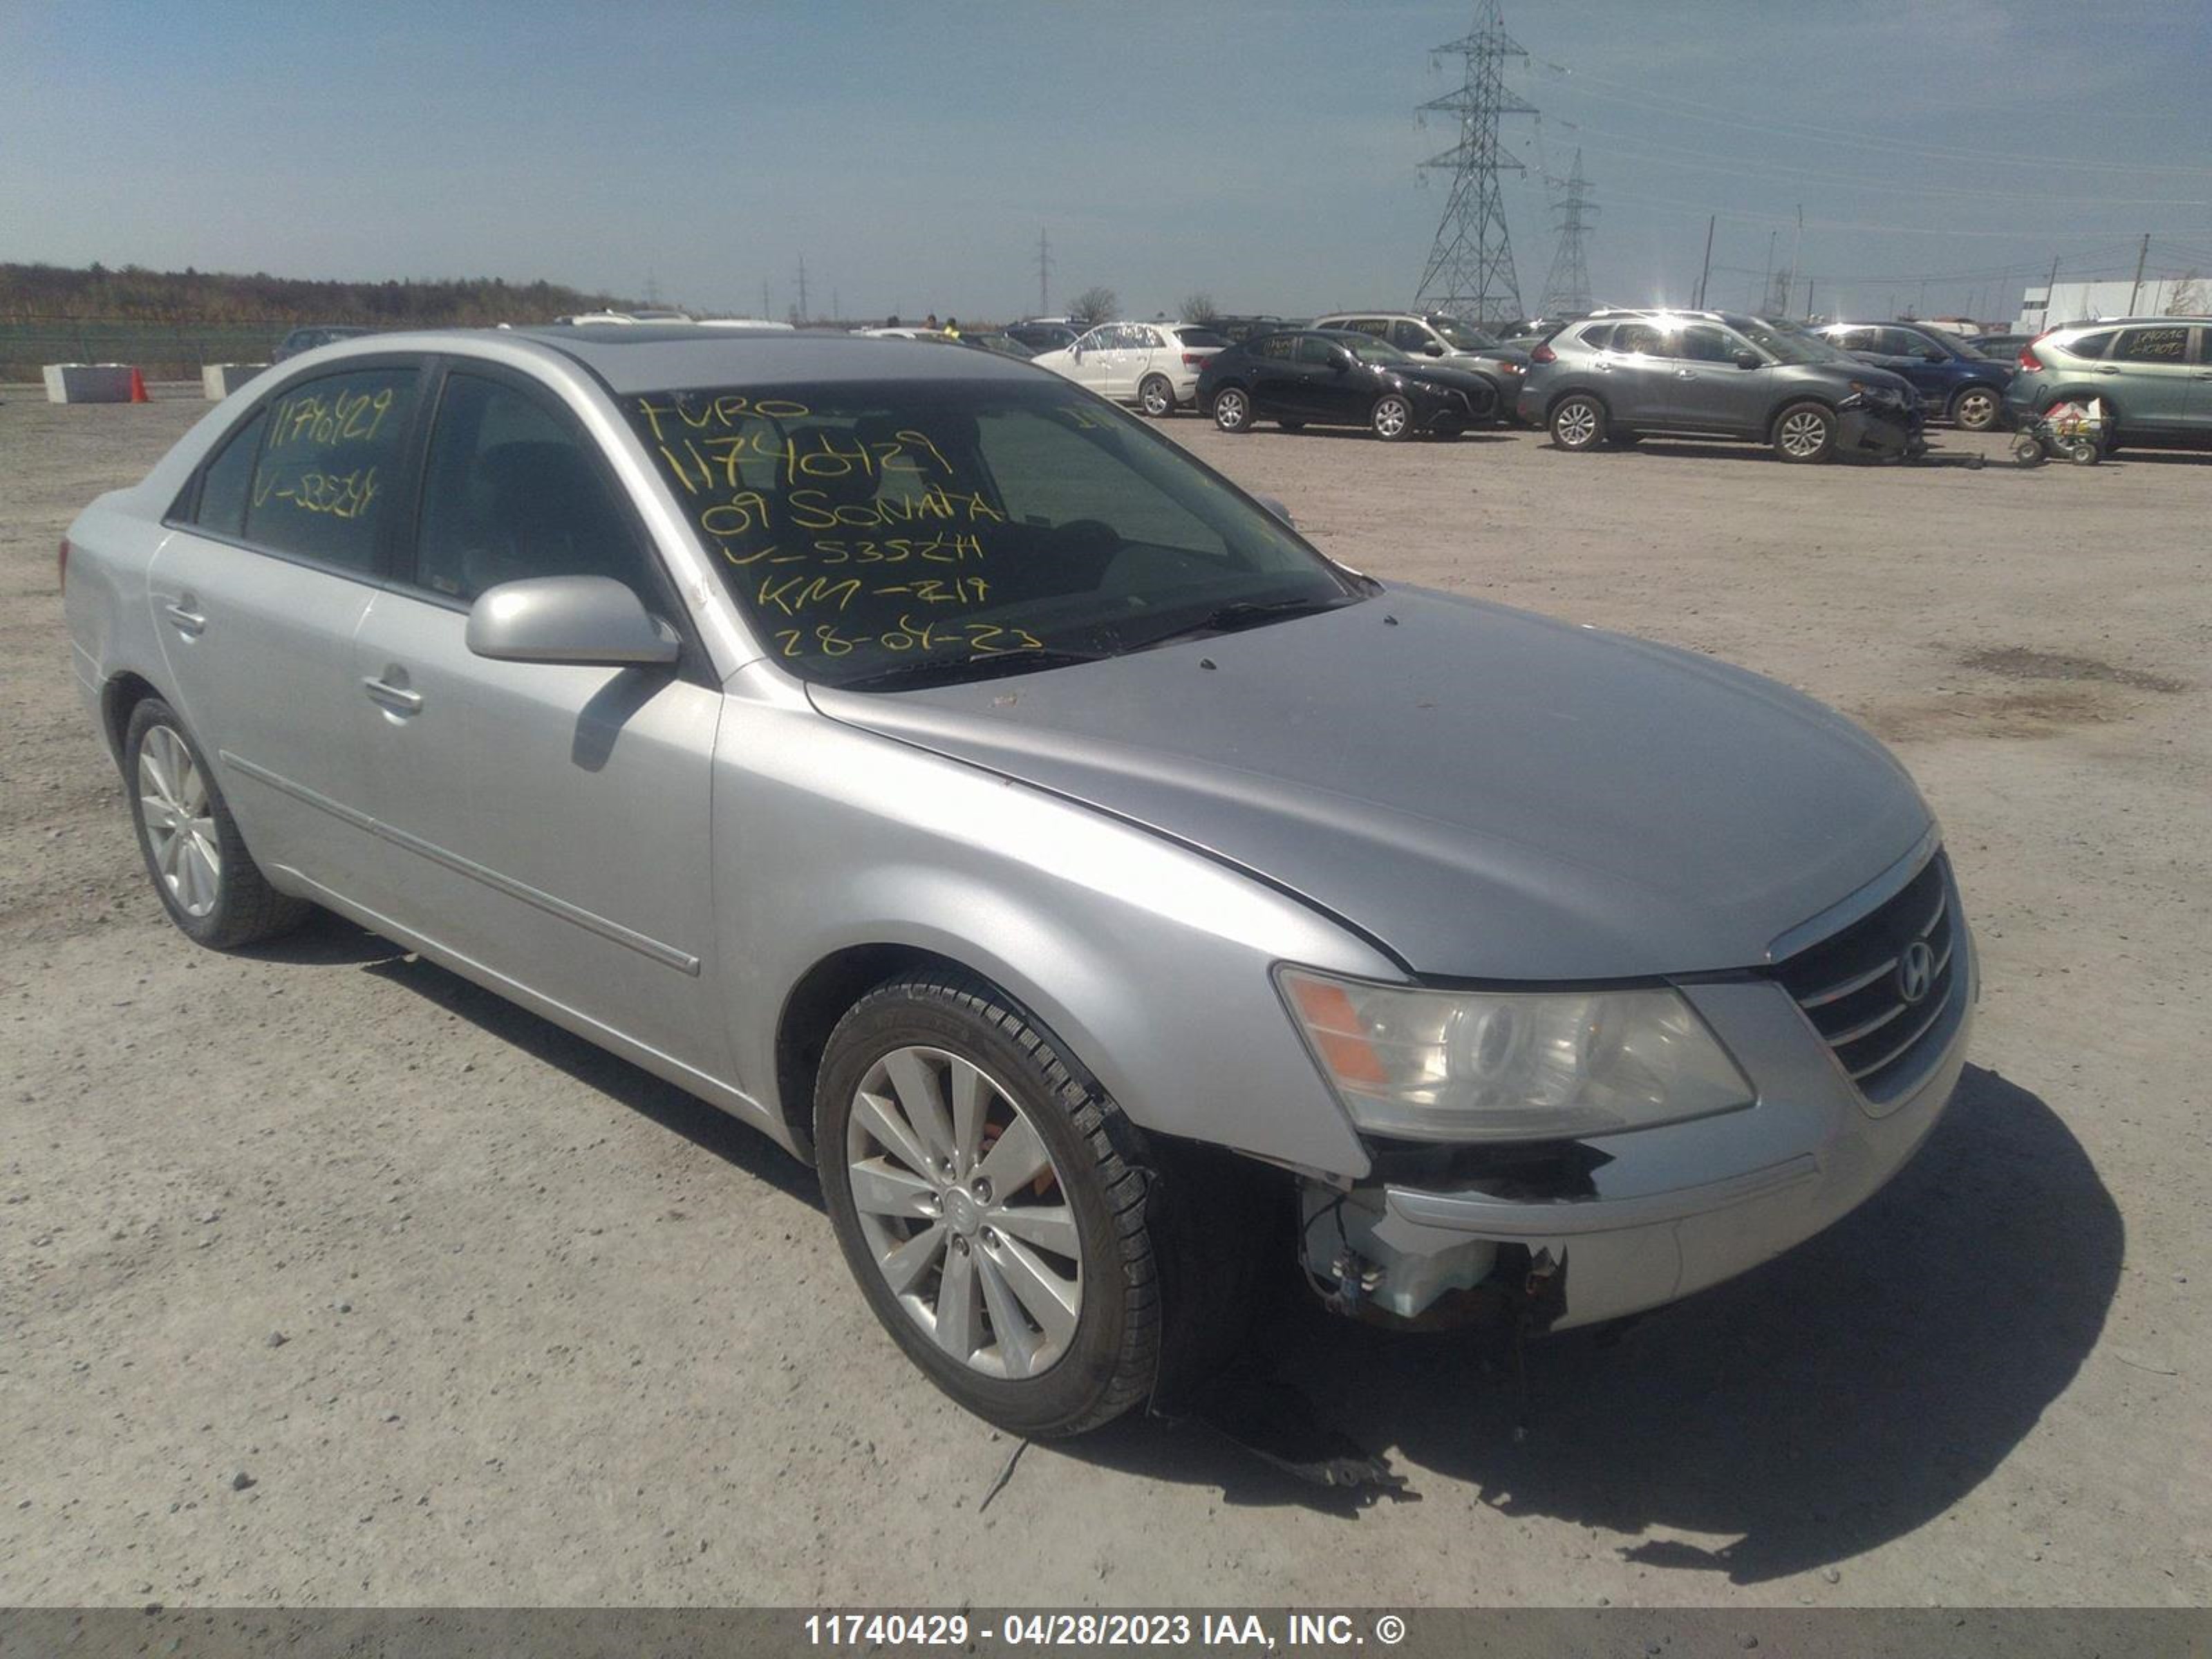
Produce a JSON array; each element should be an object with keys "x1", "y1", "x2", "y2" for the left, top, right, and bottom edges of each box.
[
  {"x1": 2003, "y1": 317, "x2": 2212, "y2": 453},
  {"x1": 64, "y1": 327, "x2": 1973, "y2": 1436},
  {"x1": 1520, "y1": 309, "x2": 1924, "y2": 462}
]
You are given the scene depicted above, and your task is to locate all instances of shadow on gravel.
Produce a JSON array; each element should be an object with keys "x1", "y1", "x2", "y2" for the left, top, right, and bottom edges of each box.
[
  {"x1": 1078, "y1": 1065, "x2": 2121, "y2": 1582},
  {"x1": 241, "y1": 908, "x2": 409, "y2": 966},
  {"x1": 357, "y1": 943, "x2": 824, "y2": 1210}
]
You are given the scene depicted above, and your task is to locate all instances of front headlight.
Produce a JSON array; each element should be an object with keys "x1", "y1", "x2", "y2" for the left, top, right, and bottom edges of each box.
[{"x1": 1277, "y1": 967, "x2": 1754, "y2": 1143}]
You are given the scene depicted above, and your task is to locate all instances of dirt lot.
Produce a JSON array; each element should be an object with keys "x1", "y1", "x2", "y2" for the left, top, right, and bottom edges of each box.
[{"x1": 3, "y1": 386, "x2": 2206, "y2": 1611}]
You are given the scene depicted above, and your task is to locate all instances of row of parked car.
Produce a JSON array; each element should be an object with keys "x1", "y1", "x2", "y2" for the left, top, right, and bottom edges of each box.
[{"x1": 989, "y1": 303, "x2": 2212, "y2": 465}]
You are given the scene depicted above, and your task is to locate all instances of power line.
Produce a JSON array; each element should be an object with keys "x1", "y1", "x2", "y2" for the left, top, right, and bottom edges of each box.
[{"x1": 1536, "y1": 65, "x2": 2212, "y2": 178}]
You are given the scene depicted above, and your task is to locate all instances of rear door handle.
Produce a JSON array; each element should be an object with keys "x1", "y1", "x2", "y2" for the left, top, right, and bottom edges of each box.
[
  {"x1": 162, "y1": 601, "x2": 207, "y2": 637},
  {"x1": 362, "y1": 675, "x2": 423, "y2": 715}
]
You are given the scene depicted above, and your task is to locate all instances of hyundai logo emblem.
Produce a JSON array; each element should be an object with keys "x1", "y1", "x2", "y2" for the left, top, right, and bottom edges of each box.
[{"x1": 1896, "y1": 939, "x2": 1937, "y2": 1006}]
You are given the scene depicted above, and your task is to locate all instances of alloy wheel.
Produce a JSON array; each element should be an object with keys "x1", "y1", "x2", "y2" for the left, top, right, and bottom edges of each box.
[
  {"x1": 1779, "y1": 410, "x2": 1830, "y2": 458},
  {"x1": 1954, "y1": 388, "x2": 1998, "y2": 430},
  {"x1": 1554, "y1": 400, "x2": 1599, "y2": 448},
  {"x1": 845, "y1": 1045, "x2": 1083, "y2": 1380},
  {"x1": 1141, "y1": 377, "x2": 1173, "y2": 418},
  {"x1": 137, "y1": 724, "x2": 221, "y2": 917},
  {"x1": 1373, "y1": 396, "x2": 1411, "y2": 440},
  {"x1": 1214, "y1": 389, "x2": 1249, "y2": 431}
]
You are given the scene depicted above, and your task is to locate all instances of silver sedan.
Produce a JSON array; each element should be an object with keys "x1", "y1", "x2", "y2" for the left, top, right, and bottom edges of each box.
[{"x1": 64, "y1": 326, "x2": 1972, "y2": 1435}]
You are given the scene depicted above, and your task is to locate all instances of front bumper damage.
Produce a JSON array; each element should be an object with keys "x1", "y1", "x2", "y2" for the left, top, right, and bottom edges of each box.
[{"x1": 1296, "y1": 949, "x2": 1974, "y2": 1334}]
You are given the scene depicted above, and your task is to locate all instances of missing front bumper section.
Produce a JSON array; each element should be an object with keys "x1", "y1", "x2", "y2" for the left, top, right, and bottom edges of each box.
[{"x1": 1297, "y1": 1181, "x2": 1566, "y2": 1334}]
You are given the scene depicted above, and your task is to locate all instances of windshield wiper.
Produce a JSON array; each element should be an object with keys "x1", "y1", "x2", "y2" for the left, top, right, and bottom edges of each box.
[
  {"x1": 1121, "y1": 594, "x2": 1358, "y2": 653},
  {"x1": 834, "y1": 648, "x2": 1112, "y2": 693}
]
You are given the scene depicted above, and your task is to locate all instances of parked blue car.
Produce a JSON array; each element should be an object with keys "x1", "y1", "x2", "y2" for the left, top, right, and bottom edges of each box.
[{"x1": 1815, "y1": 322, "x2": 2014, "y2": 431}]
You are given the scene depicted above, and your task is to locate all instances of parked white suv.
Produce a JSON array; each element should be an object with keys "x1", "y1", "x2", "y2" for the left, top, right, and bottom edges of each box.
[{"x1": 1027, "y1": 321, "x2": 1229, "y2": 416}]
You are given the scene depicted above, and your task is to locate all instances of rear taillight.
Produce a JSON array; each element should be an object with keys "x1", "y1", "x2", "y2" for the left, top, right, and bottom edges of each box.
[
  {"x1": 1182, "y1": 352, "x2": 1210, "y2": 368},
  {"x1": 57, "y1": 536, "x2": 71, "y2": 591},
  {"x1": 2018, "y1": 336, "x2": 2047, "y2": 371},
  {"x1": 1530, "y1": 342, "x2": 1556, "y2": 364}
]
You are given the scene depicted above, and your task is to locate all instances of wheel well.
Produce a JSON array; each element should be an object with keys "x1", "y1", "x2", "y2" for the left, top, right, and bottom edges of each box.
[
  {"x1": 774, "y1": 943, "x2": 969, "y2": 1161},
  {"x1": 1767, "y1": 396, "x2": 1838, "y2": 438},
  {"x1": 100, "y1": 671, "x2": 162, "y2": 762}
]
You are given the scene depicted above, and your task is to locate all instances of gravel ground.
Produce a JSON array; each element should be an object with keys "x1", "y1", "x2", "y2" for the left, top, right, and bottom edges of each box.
[{"x1": 2, "y1": 386, "x2": 2206, "y2": 1610}]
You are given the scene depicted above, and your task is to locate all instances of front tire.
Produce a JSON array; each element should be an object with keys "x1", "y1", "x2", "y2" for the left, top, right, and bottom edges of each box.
[
  {"x1": 1138, "y1": 375, "x2": 1176, "y2": 419},
  {"x1": 816, "y1": 972, "x2": 1161, "y2": 1437},
  {"x1": 124, "y1": 697, "x2": 311, "y2": 949},
  {"x1": 1370, "y1": 393, "x2": 1414, "y2": 442},
  {"x1": 1950, "y1": 385, "x2": 2001, "y2": 431},
  {"x1": 1772, "y1": 400, "x2": 1837, "y2": 463},
  {"x1": 1550, "y1": 393, "x2": 1606, "y2": 451},
  {"x1": 1212, "y1": 386, "x2": 1254, "y2": 433}
]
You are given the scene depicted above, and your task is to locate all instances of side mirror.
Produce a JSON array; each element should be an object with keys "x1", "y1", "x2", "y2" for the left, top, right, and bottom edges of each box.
[
  {"x1": 1423, "y1": 343, "x2": 1446, "y2": 357},
  {"x1": 1332, "y1": 353, "x2": 1353, "y2": 373},
  {"x1": 1920, "y1": 346, "x2": 1947, "y2": 362},
  {"x1": 465, "y1": 576, "x2": 679, "y2": 668},
  {"x1": 1733, "y1": 350, "x2": 1762, "y2": 370},
  {"x1": 1253, "y1": 493, "x2": 1297, "y2": 529}
]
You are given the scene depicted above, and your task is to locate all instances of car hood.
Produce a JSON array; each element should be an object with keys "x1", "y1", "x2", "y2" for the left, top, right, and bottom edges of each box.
[
  {"x1": 807, "y1": 588, "x2": 1931, "y2": 981},
  {"x1": 1391, "y1": 362, "x2": 1503, "y2": 396}
]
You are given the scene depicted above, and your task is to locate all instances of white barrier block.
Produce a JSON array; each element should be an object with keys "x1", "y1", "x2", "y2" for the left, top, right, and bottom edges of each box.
[
  {"x1": 44, "y1": 364, "x2": 138, "y2": 403},
  {"x1": 203, "y1": 364, "x2": 270, "y2": 399}
]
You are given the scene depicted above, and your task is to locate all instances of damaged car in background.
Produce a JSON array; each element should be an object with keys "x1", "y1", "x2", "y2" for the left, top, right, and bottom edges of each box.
[{"x1": 64, "y1": 326, "x2": 1974, "y2": 1438}]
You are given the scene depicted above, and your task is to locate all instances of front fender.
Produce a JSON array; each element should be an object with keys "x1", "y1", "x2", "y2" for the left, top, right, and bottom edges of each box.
[{"x1": 715, "y1": 676, "x2": 1389, "y2": 1178}]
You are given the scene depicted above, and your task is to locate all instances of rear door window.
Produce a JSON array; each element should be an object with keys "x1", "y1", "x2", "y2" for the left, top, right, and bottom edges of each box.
[{"x1": 245, "y1": 366, "x2": 418, "y2": 571}]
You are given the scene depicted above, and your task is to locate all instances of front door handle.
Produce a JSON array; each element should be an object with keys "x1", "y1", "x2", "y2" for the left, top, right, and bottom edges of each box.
[
  {"x1": 162, "y1": 601, "x2": 207, "y2": 637},
  {"x1": 362, "y1": 675, "x2": 423, "y2": 715}
]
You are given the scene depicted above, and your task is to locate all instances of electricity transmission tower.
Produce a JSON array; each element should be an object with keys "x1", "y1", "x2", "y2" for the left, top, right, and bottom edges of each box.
[
  {"x1": 1414, "y1": 0, "x2": 1535, "y2": 326},
  {"x1": 1035, "y1": 227, "x2": 1054, "y2": 316},
  {"x1": 1538, "y1": 149, "x2": 1595, "y2": 316}
]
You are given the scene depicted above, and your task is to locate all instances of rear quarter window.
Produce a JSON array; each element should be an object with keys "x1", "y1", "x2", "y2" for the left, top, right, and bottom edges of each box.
[
  {"x1": 243, "y1": 366, "x2": 418, "y2": 571},
  {"x1": 2061, "y1": 331, "x2": 2112, "y2": 361},
  {"x1": 191, "y1": 409, "x2": 269, "y2": 537}
]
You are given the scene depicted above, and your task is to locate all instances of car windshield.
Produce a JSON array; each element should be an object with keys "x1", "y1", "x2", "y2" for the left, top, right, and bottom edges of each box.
[
  {"x1": 1432, "y1": 317, "x2": 1501, "y2": 350},
  {"x1": 1346, "y1": 336, "x2": 1414, "y2": 364},
  {"x1": 626, "y1": 379, "x2": 1361, "y2": 688},
  {"x1": 1738, "y1": 320, "x2": 1849, "y2": 365}
]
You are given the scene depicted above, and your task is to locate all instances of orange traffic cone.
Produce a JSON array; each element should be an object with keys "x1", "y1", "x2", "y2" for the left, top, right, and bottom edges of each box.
[{"x1": 128, "y1": 366, "x2": 149, "y2": 403}]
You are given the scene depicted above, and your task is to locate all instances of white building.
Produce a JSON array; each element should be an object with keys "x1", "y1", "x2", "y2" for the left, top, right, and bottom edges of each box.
[{"x1": 2016, "y1": 276, "x2": 2209, "y2": 332}]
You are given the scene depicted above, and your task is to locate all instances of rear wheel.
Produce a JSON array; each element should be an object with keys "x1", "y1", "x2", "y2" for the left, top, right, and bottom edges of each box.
[
  {"x1": 124, "y1": 697, "x2": 311, "y2": 949},
  {"x1": 1212, "y1": 386, "x2": 1253, "y2": 433},
  {"x1": 1772, "y1": 401, "x2": 1837, "y2": 463},
  {"x1": 1138, "y1": 375, "x2": 1176, "y2": 419},
  {"x1": 1549, "y1": 393, "x2": 1606, "y2": 451},
  {"x1": 1371, "y1": 393, "x2": 1414, "y2": 442},
  {"x1": 1950, "y1": 385, "x2": 2001, "y2": 431},
  {"x1": 816, "y1": 972, "x2": 1164, "y2": 1437}
]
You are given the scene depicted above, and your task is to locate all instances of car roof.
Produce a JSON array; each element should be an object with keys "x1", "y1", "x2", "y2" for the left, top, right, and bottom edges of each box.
[
  {"x1": 2047, "y1": 315, "x2": 2212, "y2": 328},
  {"x1": 308, "y1": 324, "x2": 1046, "y2": 394}
]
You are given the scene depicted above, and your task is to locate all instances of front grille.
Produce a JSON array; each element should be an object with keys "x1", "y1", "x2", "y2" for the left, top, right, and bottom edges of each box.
[{"x1": 1773, "y1": 852, "x2": 1962, "y2": 1100}]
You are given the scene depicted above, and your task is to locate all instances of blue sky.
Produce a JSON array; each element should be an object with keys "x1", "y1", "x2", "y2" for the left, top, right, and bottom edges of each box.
[{"x1": 4, "y1": 0, "x2": 2209, "y2": 325}]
